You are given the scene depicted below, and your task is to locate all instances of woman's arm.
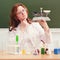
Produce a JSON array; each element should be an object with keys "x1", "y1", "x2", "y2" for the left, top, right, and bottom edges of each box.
[{"x1": 38, "y1": 20, "x2": 52, "y2": 44}]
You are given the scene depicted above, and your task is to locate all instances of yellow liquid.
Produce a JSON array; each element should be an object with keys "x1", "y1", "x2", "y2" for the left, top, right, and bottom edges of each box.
[{"x1": 22, "y1": 49, "x2": 26, "y2": 54}]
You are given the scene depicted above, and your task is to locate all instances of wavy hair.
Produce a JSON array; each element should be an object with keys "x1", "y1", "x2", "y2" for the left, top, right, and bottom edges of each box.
[{"x1": 9, "y1": 3, "x2": 32, "y2": 31}]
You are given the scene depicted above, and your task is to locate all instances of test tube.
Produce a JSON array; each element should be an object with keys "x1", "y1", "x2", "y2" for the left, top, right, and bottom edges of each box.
[{"x1": 16, "y1": 35, "x2": 19, "y2": 54}]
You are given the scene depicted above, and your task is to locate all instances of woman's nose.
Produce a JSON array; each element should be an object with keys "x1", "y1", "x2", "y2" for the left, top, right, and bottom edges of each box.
[
  {"x1": 21, "y1": 12, "x2": 24, "y2": 16},
  {"x1": 21, "y1": 11, "x2": 25, "y2": 15}
]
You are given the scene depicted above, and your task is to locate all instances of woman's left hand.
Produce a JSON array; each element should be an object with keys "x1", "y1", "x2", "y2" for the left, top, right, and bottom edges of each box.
[{"x1": 38, "y1": 20, "x2": 49, "y2": 32}]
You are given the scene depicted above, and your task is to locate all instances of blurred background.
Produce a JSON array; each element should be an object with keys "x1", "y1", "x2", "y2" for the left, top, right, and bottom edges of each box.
[{"x1": 0, "y1": 0, "x2": 60, "y2": 28}]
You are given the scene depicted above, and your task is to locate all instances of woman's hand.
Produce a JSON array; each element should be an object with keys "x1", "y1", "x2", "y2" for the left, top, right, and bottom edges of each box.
[{"x1": 38, "y1": 20, "x2": 50, "y2": 32}]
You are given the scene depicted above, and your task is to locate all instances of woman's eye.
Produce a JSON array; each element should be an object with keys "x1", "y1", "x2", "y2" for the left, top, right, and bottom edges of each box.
[
  {"x1": 17, "y1": 9, "x2": 26, "y2": 15},
  {"x1": 22, "y1": 9, "x2": 25, "y2": 12}
]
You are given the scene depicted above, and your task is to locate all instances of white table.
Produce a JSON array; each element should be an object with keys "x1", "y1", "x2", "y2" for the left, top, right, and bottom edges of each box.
[{"x1": 32, "y1": 17, "x2": 50, "y2": 21}]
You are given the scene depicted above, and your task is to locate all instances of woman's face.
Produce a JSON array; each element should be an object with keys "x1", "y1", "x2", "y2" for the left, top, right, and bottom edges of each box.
[{"x1": 16, "y1": 6, "x2": 28, "y2": 22}]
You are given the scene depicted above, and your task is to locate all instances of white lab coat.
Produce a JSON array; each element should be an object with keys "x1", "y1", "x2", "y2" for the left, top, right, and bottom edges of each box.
[{"x1": 8, "y1": 22, "x2": 51, "y2": 54}]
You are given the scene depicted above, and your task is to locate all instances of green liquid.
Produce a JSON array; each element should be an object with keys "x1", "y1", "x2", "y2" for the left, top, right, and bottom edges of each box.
[
  {"x1": 16, "y1": 35, "x2": 19, "y2": 44},
  {"x1": 41, "y1": 48, "x2": 45, "y2": 54}
]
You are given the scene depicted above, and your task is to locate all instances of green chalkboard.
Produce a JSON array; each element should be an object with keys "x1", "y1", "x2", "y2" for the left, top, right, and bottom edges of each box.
[{"x1": 0, "y1": 0, "x2": 60, "y2": 28}]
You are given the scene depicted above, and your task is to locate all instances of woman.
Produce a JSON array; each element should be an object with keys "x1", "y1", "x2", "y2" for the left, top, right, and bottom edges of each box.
[{"x1": 8, "y1": 3, "x2": 52, "y2": 54}]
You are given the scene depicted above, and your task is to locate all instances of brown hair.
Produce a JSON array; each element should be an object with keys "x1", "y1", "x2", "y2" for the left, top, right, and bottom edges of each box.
[{"x1": 9, "y1": 3, "x2": 32, "y2": 31}]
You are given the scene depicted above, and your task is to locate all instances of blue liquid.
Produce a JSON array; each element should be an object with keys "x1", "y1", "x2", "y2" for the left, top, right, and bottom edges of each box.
[{"x1": 54, "y1": 49, "x2": 58, "y2": 54}]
